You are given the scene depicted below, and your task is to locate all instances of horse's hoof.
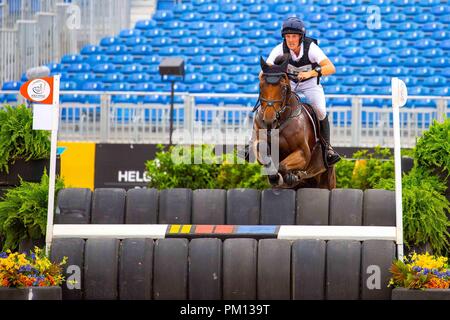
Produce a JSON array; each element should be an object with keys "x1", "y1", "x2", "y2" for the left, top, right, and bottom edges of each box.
[
  {"x1": 284, "y1": 173, "x2": 299, "y2": 186},
  {"x1": 268, "y1": 174, "x2": 279, "y2": 185}
]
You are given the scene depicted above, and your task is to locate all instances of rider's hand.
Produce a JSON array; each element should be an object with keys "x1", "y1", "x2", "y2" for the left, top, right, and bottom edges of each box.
[{"x1": 297, "y1": 71, "x2": 314, "y2": 81}]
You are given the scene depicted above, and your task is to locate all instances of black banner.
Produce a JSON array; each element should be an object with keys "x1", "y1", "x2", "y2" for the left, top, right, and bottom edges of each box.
[{"x1": 94, "y1": 144, "x2": 159, "y2": 189}]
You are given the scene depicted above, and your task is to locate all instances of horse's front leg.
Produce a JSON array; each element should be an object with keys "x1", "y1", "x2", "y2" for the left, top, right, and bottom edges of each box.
[{"x1": 279, "y1": 149, "x2": 310, "y2": 186}]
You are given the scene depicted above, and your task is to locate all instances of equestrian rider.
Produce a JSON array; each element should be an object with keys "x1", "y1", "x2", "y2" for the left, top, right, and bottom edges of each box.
[{"x1": 261, "y1": 16, "x2": 341, "y2": 165}]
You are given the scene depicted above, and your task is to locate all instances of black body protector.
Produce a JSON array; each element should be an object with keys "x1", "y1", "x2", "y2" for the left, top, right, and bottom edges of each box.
[{"x1": 283, "y1": 36, "x2": 321, "y2": 85}]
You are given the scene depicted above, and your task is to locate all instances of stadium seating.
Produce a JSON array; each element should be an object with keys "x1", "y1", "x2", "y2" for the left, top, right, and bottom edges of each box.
[{"x1": 2, "y1": 0, "x2": 449, "y2": 111}]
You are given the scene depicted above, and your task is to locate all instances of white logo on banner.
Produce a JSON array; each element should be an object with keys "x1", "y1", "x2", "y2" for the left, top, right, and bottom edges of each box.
[{"x1": 27, "y1": 79, "x2": 51, "y2": 102}]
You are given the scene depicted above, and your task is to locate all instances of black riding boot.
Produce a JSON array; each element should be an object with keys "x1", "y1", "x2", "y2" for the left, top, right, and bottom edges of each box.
[{"x1": 320, "y1": 115, "x2": 341, "y2": 165}]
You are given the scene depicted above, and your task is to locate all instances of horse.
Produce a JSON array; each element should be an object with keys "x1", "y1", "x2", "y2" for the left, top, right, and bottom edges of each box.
[{"x1": 251, "y1": 56, "x2": 336, "y2": 190}]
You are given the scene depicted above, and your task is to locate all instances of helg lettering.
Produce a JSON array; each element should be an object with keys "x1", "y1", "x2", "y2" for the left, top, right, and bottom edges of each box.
[{"x1": 117, "y1": 170, "x2": 151, "y2": 182}]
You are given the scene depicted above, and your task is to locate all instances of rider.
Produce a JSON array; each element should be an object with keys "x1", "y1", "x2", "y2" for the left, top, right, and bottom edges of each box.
[{"x1": 259, "y1": 16, "x2": 341, "y2": 165}]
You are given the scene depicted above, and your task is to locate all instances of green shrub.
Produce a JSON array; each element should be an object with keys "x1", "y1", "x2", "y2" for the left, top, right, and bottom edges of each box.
[
  {"x1": 335, "y1": 157, "x2": 355, "y2": 189},
  {"x1": 0, "y1": 172, "x2": 65, "y2": 251},
  {"x1": 415, "y1": 118, "x2": 450, "y2": 178},
  {"x1": 0, "y1": 104, "x2": 50, "y2": 173},
  {"x1": 376, "y1": 167, "x2": 450, "y2": 256},
  {"x1": 145, "y1": 144, "x2": 269, "y2": 190}
]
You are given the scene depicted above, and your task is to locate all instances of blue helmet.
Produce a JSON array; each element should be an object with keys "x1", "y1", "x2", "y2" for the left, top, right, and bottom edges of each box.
[{"x1": 281, "y1": 16, "x2": 306, "y2": 38}]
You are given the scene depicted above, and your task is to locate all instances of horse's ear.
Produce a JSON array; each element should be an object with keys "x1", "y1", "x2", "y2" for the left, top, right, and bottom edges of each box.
[{"x1": 260, "y1": 56, "x2": 269, "y2": 73}]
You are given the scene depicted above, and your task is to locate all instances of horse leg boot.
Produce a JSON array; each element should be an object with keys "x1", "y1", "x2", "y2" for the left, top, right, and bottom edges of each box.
[{"x1": 320, "y1": 115, "x2": 341, "y2": 165}]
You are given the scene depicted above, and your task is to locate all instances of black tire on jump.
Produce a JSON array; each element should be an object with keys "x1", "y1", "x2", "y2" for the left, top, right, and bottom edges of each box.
[
  {"x1": 329, "y1": 189, "x2": 363, "y2": 226},
  {"x1": 158, "y1": 189, "x2": 192, "y2": 224},
  {"x1": 226, "y1": 189, "x2": 260, "y2": 225},
  {"x1": 153, "y1": 238, "x2": 189, "y2": 300},
  {"x1": 55, "y1": 188, "x2": 92, "y2": 224},
  {"x1": 91, "y1": 188, "x2": 126, "y2": 224},
  {"x1": 326, "y1": 240, "x2": 361, "y2": 300},
  {"x1": 361, "y1": 240, "x2": 396, "y2": 300},
  {"x1": 363, "y1": 189, "x2": 396, "y2": 226},
  {"x1": 50, "y1": 238, "x2": 85, "y2": 300},
  {"x1": 223, "y1": 238, "x2": 257, "y2": 300},
  {"x1": 188, "y1": 238, "x2": 222, "y2": 300},
  {"x1": 119, "y1": 238, "x2": 154, "y2": 300},
  {"x1": 125, "y1": 188, "x2": 158, "y2": 224},
  {"x1": 296, "y1": 188, "x2": 330, "y2": 225},
  {"x1": 192, "y1": 189, "x2": 226, "y2": 224},
  {"x1": 257, "y1": 239, "x2": 291, "y2": 300},
  {"x1": 292, "y1": 239, "x2": 327, "y2": 300},
  {"x1": 260, "y1": 189, "x2": 296, "y2": 225},
  {"x1": 84, "y1": 238, "x2": 120, "y2": 300}
]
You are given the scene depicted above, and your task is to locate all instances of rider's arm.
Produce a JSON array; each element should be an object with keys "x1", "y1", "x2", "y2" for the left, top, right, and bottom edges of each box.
[{"x1": 312, "y1": 58, "x2": 336, "y2": 77}]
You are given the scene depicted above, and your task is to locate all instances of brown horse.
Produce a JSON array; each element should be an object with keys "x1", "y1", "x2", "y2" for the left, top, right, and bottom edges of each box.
[{"x1": 252, "y1": 56, "x2": 336, "y2": 190}]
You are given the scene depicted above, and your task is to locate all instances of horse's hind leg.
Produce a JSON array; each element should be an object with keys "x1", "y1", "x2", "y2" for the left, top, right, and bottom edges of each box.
[
  {"x1": 318, "y1": 167, "x2": 336, "y2": 190},
  {"x1": 279, "y1": 150, "x2": 309, "y2": 173}
]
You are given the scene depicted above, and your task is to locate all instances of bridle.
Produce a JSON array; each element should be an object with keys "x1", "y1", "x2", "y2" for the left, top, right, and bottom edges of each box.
[{"x1": 253, "y1": 72, "x2": 291, "y2": 123}]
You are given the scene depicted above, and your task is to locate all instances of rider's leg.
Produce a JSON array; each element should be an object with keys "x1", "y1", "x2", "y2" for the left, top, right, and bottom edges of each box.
[{"x1": 300, "y1": 86, "x2": 341, "y2": 165}]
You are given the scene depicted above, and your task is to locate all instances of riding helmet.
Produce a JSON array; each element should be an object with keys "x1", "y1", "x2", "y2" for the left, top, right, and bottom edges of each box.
[{"x1": 281, "y1": 16, "x2": 306, "y2": 38}]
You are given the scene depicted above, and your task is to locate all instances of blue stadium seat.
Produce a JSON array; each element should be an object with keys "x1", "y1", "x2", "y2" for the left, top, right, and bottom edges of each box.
[
  {"x1": 360, "y1": 66, "x2": 383, "y2": 76},
  {"x1": 143, "y1": 29, "x2": 164, "y2": 38},
  {"x1": 385, "y1": 67, "x2": 408, "y2": 77},
  {"x1": 181, "y1": 12, "x2": 202, "y2": 22},
  {"x1": 274, "y1": 4, "x2": 295, "y2": 14},
  {"x1": 222, "y1": 4, "x2": 240, "y2": 14},
  {"x1": 342, "y1": 0, "x2": 362, "y2": 6},
  {"x1": 332, "y1": 56, "x2": 347, "y2": 66},
  {"x1": 60, "y1": 94, "x2": 85, "y2": 103},
  {"x1": 47, "y1": 63, "x2": 62, "y2": 72},
  {"x1": 386, "y1": 39, "x2": 408, "y2": 49},
  {"x1": 408, "y1": 87, "x2": 431, "y2": 96},
  {"x1": 242, "y1": 56, "x2": 259, "y2": 65},
  {"x1": 103, "y1": 73, "x2": 125, "y2": 83},
  {"x1": 200, "y1": 64, "x2": 222, "y2": 75},
  {"x1": 402, "y1": 6, "x2": 421, "y2": 16},
  {"x1": 396, "y1": 22, "x2": 418, "y2": 31},
  {"x1": 423, "y1": 48, "x2": 444, "y2": 58},
  {"x1": 342, "y1": 21, "x2": 364, "y2": 32},
  {"x1": 184, "y1": 73, "x2": 204, "y2": 84},
  {"x1": 378, "y1": 30, "x2": 399, "y2": 40},
  {"x1": 336, "y1": 13, "x2": 356, "y2": 23},
  {"x1": 431, "y1": 88, "x2": 449, "y2": 96},
  {"x1": 80, "y1": 45, "x2": 103, "y2": 55},
  {"x1": 385, "y1": 13, "x2": 406, "y2": 23},
  {"x1": 240, "y1": 21, "x2": 262, "y2": 31},
  {"x1": 173, "y1": 3, "x2": 193, "y2": 14},
  {"x1": 393, "y1": 0, "x2": 414, "y2": 6},
  {"x1": 209, "y1": 47, "x2": 232, "y2": 56},
  {"x1": 323, "y1": 30, "x2": 346, "y2": 40},
  {"x1": 442, "y1": 40, "x2": 450, "y2": 50},
  {"x1": 72, "y1": 73, "x2": 96, "y2": 82},
  {"x1": 239, "y1": 46, "x2": 259, "y2": 57},
  {"x1": 190, "y1": 83, "x2": 213, "y2": 93},
  {"x1": 81, "y1": 82, "x2": 104, "y2": 91},
  {"x1": 404, "y1": 57, "x2": 428, "y2": 67},
  {"x1": 68, "y1": 63, "x2": 91, "y2": 73},
  {"x1": 443, "y1": 68, "x2": 450, "y2": 78},
  {"x1": 423, "y1": 22, "x2": 444, "y2": 32},
  {"x1": 325, "y1": 85, "x2": 343, "y2": 94},
  {"x1": 342, "y1": 75, "x2": 363, "y2": 86},
  {"x1": 207, "y1": 74, "x2": 230, "y2": 84},
  {"x1": 93, "y1": 63, "x2": 117, "y2": 74},
  {"x1": 432, "y1": 30, "x2": 449, "y2": 40},
  {"x1": 397, "y1": 48, "x2": 419, "y2": 58},
  {"x1": 232, "y1": 74, "x2": 257, "y2": 85},
  {"x1": 431, "y1": 4, "x2": 450, "y2": 15},
  {"x1": 169, "y1": 29, "x2": 191, "y2": 38},
  {"x1": 150, "y1": 37, "x2": 172, "y2": 47},
  {"x1": 224, "y1": 65, "x2": 249, "y2": 75},
  {"x1": 220, "y1": 29, "x2": 242, "y2": 39},
  {"x1": 130, "y1": 44, "x2": 153, "y2": 56},
  {"x1": 204, "y1": 12, "x2": 227, "y2": 22},
  {"x1": 243, "y1": 84, "x2": 258, "y2": 94},
  {"x1": 325, "y1": 5, "x2": 346, "y2": 15},
  {"x1": 321, "y1": 76, "x2": 337, "y2": 85},
  {"x1": 423, "y1": 76, "x2": 447, "y2": 87},
  {"x1": 317, "y1": 21, "x2": 339, "y2": 32},
  {"x1": 342, "y1": 47, "x2": 364, "y2": 58},
  {"x1": 198, "y1": 3, "x2": 219, "y2": 13},
  {"x1": 106, "y1": 45, "x2": 128, "y2": 55},
  {"x1": 61, "y1": 54, "x2": 84, "y2": 64},
  {"x1": 203, "y1": 38, "x2": 225, "y2": 48},
  {"x1": 349, "y1": 86, "x2": 369, "y2": 95},
  {"x1": 361, "y1": 39, "x2": 383, "y2": 49},
  {"x1": 128, "y1": 73, "x2": 151, "y2": 83},
  {"x1": 248, "y1": 29, "x2": 267, "y2": 39},
  {"x1": 230, "y1": 12, "x2": 251, "y2": 22},
  {"x1": 109, "y1": 83, "x2": 133, "y2": 91},
  {"x1": 178, "y1": 37, "x2": 197, "y2": 47},
  {"x1": 215, "y1": 83, "x2": 239, "y2": 93},
  {"x1": 134, "y1": 19, "x2": 157, "y2": 30},
  {"x1": 256, "y1": 38, "x2": 278, "y2": 48},
  {"x1": 191, "y1": 55, "x2": 214, "y2": 65},
  {"x1": 352, "y1": 30, "x2": 373, "y2": 40},
  {"x1": 189, "y1": 21, "x2": 210, "y2": 30},
  {"x1": 153, "y1": 10, "x2": 174, "y2": 21},
  {"x1": 139, "y1": 55, "x2": 160, "y2": 66},
  {"x1": 308, "y1": 29, "x2": 321, "y2": 38},
  {"x1": 379, "y1": 55, "x2": 400, "y2": 67},
  {"x1": 60, "y1": 81, "x2": 78, "y2": 91},
  {"x1": 184, "y1": 47, "x2": 201, "y2": 56},
  {"x1": 430, "y1": 57, "x2": 448, "y2": 68},
  {"x1": 412, "y1": 67, "x2": 435, "y2": 77},
  {"x1": 133, "y1": 83, "x2": 156, "y2": 91},
  {"x1": 367, "y1": 47, "x2": 391, "y2": 58},
  {"x1": 248, "y1": 4, "x2": 269, "y2": 13},
  {"x1": 414, "y1": 39, "x2": 437, "y2": 49},
  {"x1": 221, "y1": 55, "x2": 242, "y2": 65},
  {"x1": 308, "y1": 13, "x2": 329, "y2": 23},
  {"x1": 402, "y1": 77, "x2": 418, "y2": 87},
  {"x1": 265, "y1": 21, "x2": 282, "y2": 32},
  {"x1": 367, "y1": 76, "x2": 389, "y2": 87},
  {"x1": 119, "y1": 29, "x2": 141, "y2": 38},
  {"x1": 125, "y1": 36, "x2": 147, "y2": 46},
  {"x1": 165, "y1": 21, "x2": 186, "y2": 30},
  {"x1": 322, "y1": 46, "x2": 339, "y2": 57},
  {"x1": 350, "y1": 57, "x2": 372, "y2": 67},
  {"x1": 414, "y1": 14, "x2": 435, "y2": 23},
  {"x1": 158, "y1": 47, "x2": 178, "y2": 55},
  {"x1": 110, "y1": 55, "x2": 134, "y2": 64}
]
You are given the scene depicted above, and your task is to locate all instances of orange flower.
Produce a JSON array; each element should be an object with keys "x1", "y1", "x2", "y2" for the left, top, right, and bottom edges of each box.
[{"x1": 424, "y1": 277, "x2": 450, "y2": 289}]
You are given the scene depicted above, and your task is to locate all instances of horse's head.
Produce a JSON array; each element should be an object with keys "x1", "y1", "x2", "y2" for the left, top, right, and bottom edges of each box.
[{"x1": 259, "y1": 55, "x2": 291, "y2": 129}]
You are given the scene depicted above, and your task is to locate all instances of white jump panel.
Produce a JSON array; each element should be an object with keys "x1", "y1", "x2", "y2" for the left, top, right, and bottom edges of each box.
[{"x1": 277, "y1": 226, "x2": 397, "y2": 241}]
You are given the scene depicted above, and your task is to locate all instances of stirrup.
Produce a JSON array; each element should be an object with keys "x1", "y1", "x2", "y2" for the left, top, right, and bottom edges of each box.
[{"x1": 326, "y1": 148, "x2": 341, "y2": 165}]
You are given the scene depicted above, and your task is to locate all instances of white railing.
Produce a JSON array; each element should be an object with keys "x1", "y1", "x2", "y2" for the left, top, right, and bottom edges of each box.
[
  {"x1": 1, "y1": 91, "x2": 448, "y2": 148},
  {"x1": 0, "y1": 0, "x2": 131, "y2": 85}
]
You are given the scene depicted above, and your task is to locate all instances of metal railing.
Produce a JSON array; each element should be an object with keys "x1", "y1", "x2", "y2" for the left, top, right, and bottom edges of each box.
[
  {"x1": 0, "y1": 0, "x2": 130, "y2": 85},
  {"x1": 1, "y1": 91, "x2": 448, "y2": 148}
]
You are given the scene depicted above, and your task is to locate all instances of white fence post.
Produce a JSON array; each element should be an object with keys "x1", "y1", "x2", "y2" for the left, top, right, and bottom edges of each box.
[{"x1": 351, "y1": 96, "x2": 362, "y2": 146}]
